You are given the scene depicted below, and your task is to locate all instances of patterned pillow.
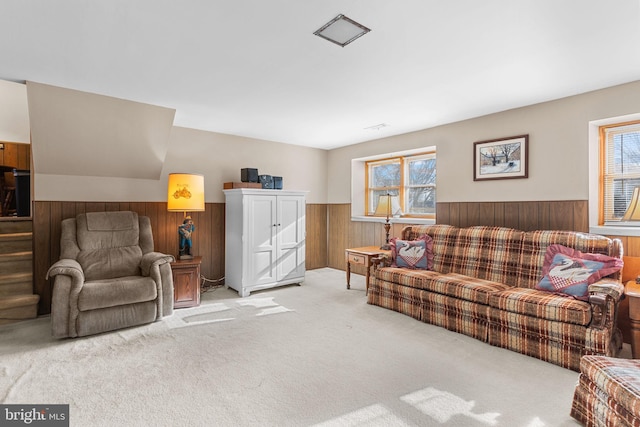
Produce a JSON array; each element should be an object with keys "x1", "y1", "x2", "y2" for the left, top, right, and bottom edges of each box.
[
  {"x1": 390, "y1": 235, "x2": 434, "y2": 270},
  {"x1": 535, "y1": 244, "x2": 623, "y2": 301}
]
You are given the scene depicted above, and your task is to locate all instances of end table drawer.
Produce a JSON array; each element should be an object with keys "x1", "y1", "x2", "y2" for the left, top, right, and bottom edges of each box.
[{"x1": 347, "y1": 253, "x2": 367, "y2": 266}]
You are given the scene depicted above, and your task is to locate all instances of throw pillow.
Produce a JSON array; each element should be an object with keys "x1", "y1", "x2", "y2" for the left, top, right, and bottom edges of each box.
[
  {"x1": 535, "y1": 244, "x2": 623, "y2": 301},
  {"x1": 390, "y1": 235, "x2": 434, "y2": 270}
]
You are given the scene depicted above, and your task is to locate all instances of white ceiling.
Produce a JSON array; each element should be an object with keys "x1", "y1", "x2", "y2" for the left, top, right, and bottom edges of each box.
[{"x1": 1, "y1": 1, "x2": 639, "y2": 150}]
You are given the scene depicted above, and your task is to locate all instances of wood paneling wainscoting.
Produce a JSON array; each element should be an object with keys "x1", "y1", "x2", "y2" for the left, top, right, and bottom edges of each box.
[
  {"x1": 328, "y1": 200, "x2": 589, "y2": 276},
  {"x1": 437, "y1": 200, "x2": 588, "y2": 232},
  {"x1": 33, "y1": 201, "x2": 328, "y2": 314}
]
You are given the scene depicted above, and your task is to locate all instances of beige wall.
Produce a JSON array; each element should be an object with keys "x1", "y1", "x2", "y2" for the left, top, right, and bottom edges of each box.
[
  {"x1": 27, "y1": 81, "x2": 175, "y2": 181},
  {"x1": 34, "y1": 127, "x2": 328, "y2": 204},
  {"x1": 13, "y1": 79, "x2": 640, "y2": 205},
  {"x1": 328, "y1": 80, "x2": 640, "y2": 204},
  {"x1": 0, "y1": 80, "x2": 30, "y2": 144},
  {"x1": 162, "y1": 127, "x2": 328, "y2": 204}
]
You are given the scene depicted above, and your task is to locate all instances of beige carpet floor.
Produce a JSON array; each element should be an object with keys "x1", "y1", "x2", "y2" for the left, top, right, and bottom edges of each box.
[{"x1": 1, "y1": 268, "x2": 628, "y2": 426}]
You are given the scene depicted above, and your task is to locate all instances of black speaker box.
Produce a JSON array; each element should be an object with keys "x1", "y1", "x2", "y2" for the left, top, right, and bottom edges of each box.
[
  {"x1": 259, "y1": 175, "x2": 274, "y2": 189},
  {"x1": 241, "y1": 168, "x2": 259, "y2": 183},
  {"x1": 273, "y1": 176, "x2": 283, "y2": 190}
]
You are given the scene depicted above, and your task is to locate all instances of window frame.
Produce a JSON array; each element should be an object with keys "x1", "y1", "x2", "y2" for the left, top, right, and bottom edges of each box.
[
  {"x1": 599, "y1": 119, "x2": 640, "y2": 226},
  {"x1": 365, "y1": 151, "x2": 436, "y2": 218}
]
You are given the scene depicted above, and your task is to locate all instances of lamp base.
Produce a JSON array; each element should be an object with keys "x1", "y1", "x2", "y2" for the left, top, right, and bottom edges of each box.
[
  {"x1": 380, "y1": 243, "x2": 391, "y2": 250},
  {"x1": 179, "y1": 254, "x2": 194, "y2": 260}
]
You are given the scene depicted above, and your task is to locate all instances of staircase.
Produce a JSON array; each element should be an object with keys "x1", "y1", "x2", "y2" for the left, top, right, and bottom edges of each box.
[{"x1": 0, "y1": 219, "x2": 39, "y2": 325}]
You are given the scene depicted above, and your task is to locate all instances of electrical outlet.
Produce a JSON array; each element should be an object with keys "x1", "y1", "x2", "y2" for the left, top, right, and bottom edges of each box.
[{"x1": 0, "y1": 143, "x2": 4, "y2": 150}]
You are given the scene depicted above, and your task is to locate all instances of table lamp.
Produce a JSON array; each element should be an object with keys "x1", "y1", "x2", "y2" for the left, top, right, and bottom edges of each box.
[
  {"x1": 167, "y1": 173, "x2": 205, "y2": 259},
  {"x1": 622, "y1": 187, "x2": 640, "y2": 221},
  {"x1": 374, "y1": 193, "x2": 400, "y2": 250}
]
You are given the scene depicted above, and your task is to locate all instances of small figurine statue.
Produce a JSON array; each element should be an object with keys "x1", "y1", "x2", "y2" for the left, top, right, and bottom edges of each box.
[{"x1": 178, "y1": 216, "x2": 195, "y2": 259}]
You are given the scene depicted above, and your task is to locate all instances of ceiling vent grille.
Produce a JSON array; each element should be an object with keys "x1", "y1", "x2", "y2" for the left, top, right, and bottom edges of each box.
[{"x1": 313, "y1": 14, "x2": 371, "y2": 47}]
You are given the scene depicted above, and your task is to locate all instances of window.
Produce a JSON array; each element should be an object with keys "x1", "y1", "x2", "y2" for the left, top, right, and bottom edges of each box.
[
  {"x1": 601, "y1": 121, "x2": 640, "y2": 225},
  {"x1": 366, "y1": 152, "x2": 436, "y2": 217}
]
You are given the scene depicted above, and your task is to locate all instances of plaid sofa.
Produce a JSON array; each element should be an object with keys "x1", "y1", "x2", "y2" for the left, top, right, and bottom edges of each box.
[{"x1": 368, "y1": 225, "x2": 624, "y2": 371}]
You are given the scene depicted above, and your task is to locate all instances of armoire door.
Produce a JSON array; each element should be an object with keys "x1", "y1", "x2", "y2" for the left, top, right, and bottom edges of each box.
[
  {"x1": 247, "y1": 195, "x2": 277, "y2": 286},
  {"x1": 276, "y1": 195, "x2": 306, "y2": 281}
]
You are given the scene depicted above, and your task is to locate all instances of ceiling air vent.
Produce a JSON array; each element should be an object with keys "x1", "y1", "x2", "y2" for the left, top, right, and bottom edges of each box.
[{"x1": 313, "y1": 14, "x2": 371, "y2": 47}]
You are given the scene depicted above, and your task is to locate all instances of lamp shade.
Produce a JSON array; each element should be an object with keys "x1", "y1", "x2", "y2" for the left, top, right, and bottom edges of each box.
[
  {"x1": 167, "y1": 173, "x2": 205, "y2": 212},
  {"x1": 373, "y1": 195, "x2": 401, "y2": 217},
  {"x1": 622, "y1": 187, "x2": 640, "y2": 221}
]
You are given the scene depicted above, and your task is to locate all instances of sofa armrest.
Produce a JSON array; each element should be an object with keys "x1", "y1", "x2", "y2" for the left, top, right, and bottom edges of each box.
[
  {"x1": 140, "y1": 252, "x2": 175, "y2": 276},
  {"x1": 46, "y1": 258, "x2": 85, "y2": 282},
  {"x1": 589, "y1": 279, "x2": 624, "y2": 302},
  {"x1": 589, "y1": 279, "x2": 624, "y2": 329},
  {"x1": 372, "y1": 253, "x2": 392, "y2": 270}
]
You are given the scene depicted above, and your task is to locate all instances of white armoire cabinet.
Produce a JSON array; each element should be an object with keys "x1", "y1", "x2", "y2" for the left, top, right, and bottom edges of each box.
[{"x1": 223, "y1": 189, "x2": 307, "y2": 297}]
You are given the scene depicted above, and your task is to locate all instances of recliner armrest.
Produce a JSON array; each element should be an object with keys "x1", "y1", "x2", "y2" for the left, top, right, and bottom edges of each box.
[
  {"x1": 46, "y1": 258, "x2": 85, "y2": 282},
  {"x1": 141, "y1": 252, "x2": 175, "y2": 276}
]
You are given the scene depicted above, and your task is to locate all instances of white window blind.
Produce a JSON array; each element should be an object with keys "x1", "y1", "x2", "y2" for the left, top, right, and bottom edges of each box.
[
  {"x1": 602, "y1": 121, "x2": 640, "y2": 225},
  {"x1": 367, "y1": 158, "x2": 401, "y2": 215}
]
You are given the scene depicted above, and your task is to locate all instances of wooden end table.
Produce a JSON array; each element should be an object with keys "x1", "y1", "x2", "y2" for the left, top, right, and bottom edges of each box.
[
  {"x1": 626, "y1": 280, "x2": 640, "y2": 358},
  {"x1": 171, "y1": 256, "x2": 202, "y2": 308},
  {"x1": 345, "y1": 246, "x2": 392, "y2": 295}
]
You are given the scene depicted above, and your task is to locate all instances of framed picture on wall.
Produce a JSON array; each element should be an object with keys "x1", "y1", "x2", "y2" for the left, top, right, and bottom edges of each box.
[{"x1": 473, "y1": 134, "x2": 528, "y2": 181}]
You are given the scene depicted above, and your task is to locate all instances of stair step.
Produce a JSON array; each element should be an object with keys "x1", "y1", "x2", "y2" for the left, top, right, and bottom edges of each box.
[
  {"x1": 0, "y1": 271, "x2": 33, "y2": 284},
  {"x1": 0, "y1": 272, "x2": 33, "y2": 297},
  {"x1": 0, "y1": 220, "x2": 32, "y2": 234},
  {"x1": 0, "y1": 251, "x2": 32, "y2": 262},
  {"x1": 0, "y1": 232, "x2": 32, "y2": 254},
  {"x1": 0, "y1": 232, "x2": 31, "y2": 241},
  {"x1": 0, "y1": 294, "x2": 39, "y2": 323},
  {"x1": 0, "y1": 293, "x2": 39, "y2": 309},
  {"x1": 0, "y1": 252, "x2": 33, "y2": 274}
]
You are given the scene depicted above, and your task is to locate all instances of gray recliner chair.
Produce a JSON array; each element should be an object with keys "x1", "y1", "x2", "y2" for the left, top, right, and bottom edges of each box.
[{"x1": 46, "y1": 211, "x2": 174, "y2": 338}]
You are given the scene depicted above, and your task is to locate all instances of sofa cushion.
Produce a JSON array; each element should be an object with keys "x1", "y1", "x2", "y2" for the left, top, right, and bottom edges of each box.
[
  {"x1": 390, "y1": 235, "x2": 433, "y2": 270},
  {"x1": 431, "y1": 273, "x2": 511, "y2": 305},
  {"x1": 401, "y1": 225, "x2": 458, "y2": 273},
  {"x1": 376, "y1": 268, "x2": 509, "y2": 305},
  {"x1": 451, "y1": 226, "x2": 524, "y2": 284},
  {"x1": 78, "y1": 276, "x2": 158, "y2": 311},
  {"x1": 376, "y1": 267, "x2": 441, "y2": 292},
  {"x1": 489, "y1": 287, "x2": 592, "y2": 325},
  {"x1": 535, "y1": 244, "x2": 623, "y2": 301}
]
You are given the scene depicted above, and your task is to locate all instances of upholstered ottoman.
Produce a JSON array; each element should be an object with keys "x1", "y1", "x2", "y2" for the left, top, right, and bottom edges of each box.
[{"x1": 571, "y1": 355, "x2": 640, "y2": 426}]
